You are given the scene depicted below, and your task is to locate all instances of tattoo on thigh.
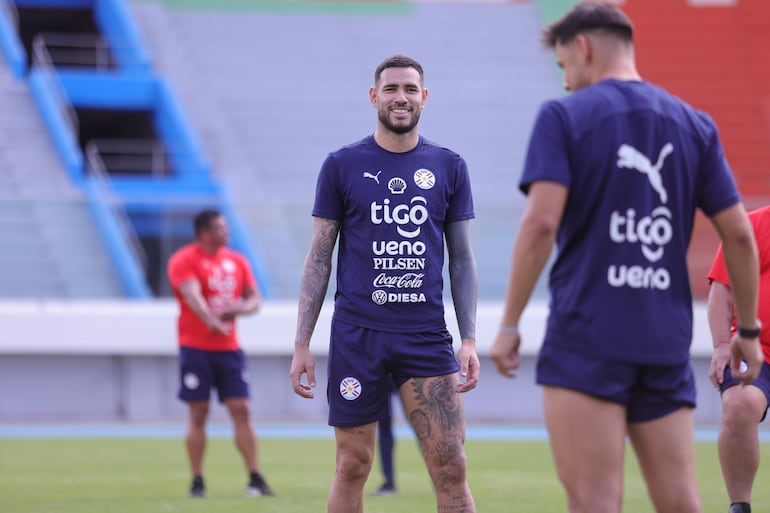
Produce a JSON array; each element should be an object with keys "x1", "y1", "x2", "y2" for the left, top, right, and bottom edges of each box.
[
  {"x1": 435, "y1": 439, "x2": 458, "y2": 464},
  {"x1": 412, "y1": 376, "x2": 463, "y2": 432},
  {"x1": 410, "y1": 409, "x2": 431, "y2": 440}
]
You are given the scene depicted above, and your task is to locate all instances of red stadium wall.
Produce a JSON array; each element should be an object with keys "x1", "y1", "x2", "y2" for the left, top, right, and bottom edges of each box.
[
  {"x1": 622, "y1": 0, "x2": 770, "y2": 298},
  {"x1": 624, "y1": 0, "x2": 770, "y2": 197}
]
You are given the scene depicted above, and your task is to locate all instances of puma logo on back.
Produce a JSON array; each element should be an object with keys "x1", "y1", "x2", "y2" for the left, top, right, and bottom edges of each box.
[{"x1": 617, "y1": 143, "x2": 673, "y2": 204}]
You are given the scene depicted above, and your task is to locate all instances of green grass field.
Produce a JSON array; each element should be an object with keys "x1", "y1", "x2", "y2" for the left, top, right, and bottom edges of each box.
[{"x1": 1, "y1": 436, "x2": 769, "y2": 513}]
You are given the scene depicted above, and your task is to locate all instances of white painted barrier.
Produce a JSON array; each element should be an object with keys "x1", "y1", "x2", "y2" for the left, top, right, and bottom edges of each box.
[
  {"x1": 0, "y1": 299, "x2": 723, "y2": 423},
  {"x1": 0, "y1": 300, "x2": 714, "y2": 356}
]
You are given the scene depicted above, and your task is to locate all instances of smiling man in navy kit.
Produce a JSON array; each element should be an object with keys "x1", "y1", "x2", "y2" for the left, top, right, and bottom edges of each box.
[{"x1": 290, "y1": 54, "x2": 479, "y2": 513}]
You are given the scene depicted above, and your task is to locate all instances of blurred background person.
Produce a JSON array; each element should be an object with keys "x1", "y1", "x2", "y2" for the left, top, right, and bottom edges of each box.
[
  {"x1": 707, "y1": 205, "x2": 770, "y2": 513},
  {"x1": 167, "y1": 208, "x2": 273, "y2": 498},
  {"x1": 372, "y1": 378, "x2": 398, "y2": 496}
]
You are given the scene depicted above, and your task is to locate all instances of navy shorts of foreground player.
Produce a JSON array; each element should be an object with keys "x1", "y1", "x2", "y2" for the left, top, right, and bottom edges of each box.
[
  {"x1": 178, "y1": 347, "x2": 250, "y2": 402},
  {"x1": 720, "y1": 362, "x2": 770, "y2": 421},
  {"x1": 537, "y1": 343, "x2": 696, "y2": 422},
  {"x1": 327, "y1": 318, "x2": 460, "y2": 427}
]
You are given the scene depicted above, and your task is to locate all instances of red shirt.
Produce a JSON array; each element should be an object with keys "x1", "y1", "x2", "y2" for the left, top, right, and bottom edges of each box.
[
  {"x1": 167, "y1": 243, "x2": 256, "y2": 351},
  {"x1": 707, "y1": 206, "x2": 770, "y2": 362}
]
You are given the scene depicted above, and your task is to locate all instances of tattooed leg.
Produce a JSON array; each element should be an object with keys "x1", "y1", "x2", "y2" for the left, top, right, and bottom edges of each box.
[{"x1": 402, "y1": 374, "x2": 476, "y2": 513}]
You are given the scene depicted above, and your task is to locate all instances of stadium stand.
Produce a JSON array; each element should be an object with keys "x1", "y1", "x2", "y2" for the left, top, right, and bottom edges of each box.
[
  {"x1": 2, "y1": 0, "x2": 767, "y2": 302},
  {"x1": 127, "y1": 0, "x2": 562, "y2": 299},
  {"x1": 0, "y1": 43, "x2": 125, "y2": 297},
  {"x1": 0, "y1": 0, "x2": 567, "y2": 300},
  {"x1": 1, "y1": 0, "x2": 267, "y2": 298}
]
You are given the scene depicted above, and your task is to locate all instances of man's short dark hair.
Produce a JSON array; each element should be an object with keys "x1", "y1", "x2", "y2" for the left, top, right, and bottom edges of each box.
[
  {"x1": 374, "y1": 54, "x2": 424, "y2": 85},
  {"x1": 543, "y1": 1, "x2": 634, "y2": 48},
  {"x1": 194, "y1": 208, "x2": 221, "y2": 236}
]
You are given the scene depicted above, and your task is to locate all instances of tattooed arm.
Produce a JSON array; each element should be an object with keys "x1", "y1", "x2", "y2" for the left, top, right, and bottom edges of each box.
[
  {"x1": 445, "y1": 220, "x2": 479, "y2": 392},
  {"x1": 289, "y1": 217, "x2": 340, "y2": 398}
]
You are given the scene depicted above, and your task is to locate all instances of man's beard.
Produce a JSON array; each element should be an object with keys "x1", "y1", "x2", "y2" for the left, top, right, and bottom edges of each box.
[{"x1": 378, "y1": 108, "x2": 421, "y2": 135}]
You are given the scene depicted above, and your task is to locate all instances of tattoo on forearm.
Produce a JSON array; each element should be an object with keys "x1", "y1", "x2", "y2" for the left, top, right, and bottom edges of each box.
[
  {"x1": 449, "y1": 257, "x2": 477, "y2": 341},
  {"x1": 454, "y1": 297, "x2": 476, "y2": 342},
  {"x1": 446, "y1": 221, "x2": 478, "y2": 341},
  {"x1": 296, "y1": 220, "x2": 338, "y2": 347}
]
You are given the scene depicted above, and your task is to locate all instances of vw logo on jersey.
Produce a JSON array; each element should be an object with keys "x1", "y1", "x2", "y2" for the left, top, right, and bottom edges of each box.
[
  {"x1": 340, "y1": 377, "x2": 362, "y2": 401},
  {"x1": 183, "y1": 372, "x2": 200, "y2": 390},
  {"x1": 371, "y1": 290, "x2": 388, "y2": 305},
  {"x1": 414, "y1": 169, "x2": 435, "y2": 190}
]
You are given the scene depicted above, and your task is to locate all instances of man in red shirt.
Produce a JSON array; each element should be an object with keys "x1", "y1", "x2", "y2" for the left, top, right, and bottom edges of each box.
[
  {"x1": 167, "y1": 208, "x2": 273, "y2": 498},
  {"x1": 708, "y1": 205, "x2": 770, "y2": 513}
]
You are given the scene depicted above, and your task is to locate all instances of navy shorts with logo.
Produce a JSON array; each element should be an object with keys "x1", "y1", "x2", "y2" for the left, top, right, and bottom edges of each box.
[
  {"x1": 327, "y1": 317, "x2": 459, "y2": 427},
  {"x1": 178, "y1": 347, "x2": 250, "y2": 403},
  {"x1": 720, "y1": 361, "x2": 770, "y2": 422},
  {"x1": 536, "y1": 342, "x2": 696, "y2": 422}
]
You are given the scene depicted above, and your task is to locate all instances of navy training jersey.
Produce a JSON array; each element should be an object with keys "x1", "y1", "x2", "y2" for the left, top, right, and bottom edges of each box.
[
  {"x1": 521, "y1": 79, "x2": 741, "y2": 364},
  {"x1": 313, "y1": 135, "x2": 474, "y2": 333}
]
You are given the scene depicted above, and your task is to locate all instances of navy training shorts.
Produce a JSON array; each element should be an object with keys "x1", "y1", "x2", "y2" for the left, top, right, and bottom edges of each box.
[
  {"x1": 536, "y1": 342, "x2": 696, "y2": 422},
  {"x1": 178, "y1": 347, "x2": 250, "y2": 403},
  {"x1": 327, "y1": 317, "x2": 459, "y2": 427}
]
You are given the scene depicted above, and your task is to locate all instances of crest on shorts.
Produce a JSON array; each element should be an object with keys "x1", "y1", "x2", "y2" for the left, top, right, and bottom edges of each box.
[
  {"x1": 183, "y1": 372, "x2": 200, "y2": 390},
  {"x1": 339, "y1": 377, "x2": 362, "y2": 401}
]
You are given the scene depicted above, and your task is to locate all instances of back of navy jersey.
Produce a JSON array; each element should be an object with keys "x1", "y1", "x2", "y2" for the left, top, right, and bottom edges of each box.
[
  {"x1": 521, "y1": 79, "x2": 740, "y2": 364},
  {"x1": 313, "y1": 135, "x2": 474, "y2": 333}
]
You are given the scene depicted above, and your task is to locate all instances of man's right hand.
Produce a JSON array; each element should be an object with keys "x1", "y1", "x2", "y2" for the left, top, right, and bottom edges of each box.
[
  {"x1": 708, "y1": 342, "x2": 731, "y2": 390},
  {"x1": 289, "y1": 346, "x2": 316, "y2": 399},
  {"x1": 730, "y1": 334, "x2": 764, "y2": 385},
  {"x1": 490, "y1": 331, "x2": 521, "y2": 379}
]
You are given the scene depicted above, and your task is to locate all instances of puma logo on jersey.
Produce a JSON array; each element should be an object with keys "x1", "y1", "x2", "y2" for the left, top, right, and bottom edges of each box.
[
  {"x1": 363, "y1": 171, "x2": 382, "y2": 184},
  {"x1": 617, "y1": 143, "x2": 673, "y2": 204}
]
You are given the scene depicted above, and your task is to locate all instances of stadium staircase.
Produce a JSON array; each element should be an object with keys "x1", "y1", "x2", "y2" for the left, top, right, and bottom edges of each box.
[
  {"x1": 0, "y1": 0, "x2": 268, "y2": 298},
  {"x1": 0, "y1": 49, "x2": 123, "y2": 298}
]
